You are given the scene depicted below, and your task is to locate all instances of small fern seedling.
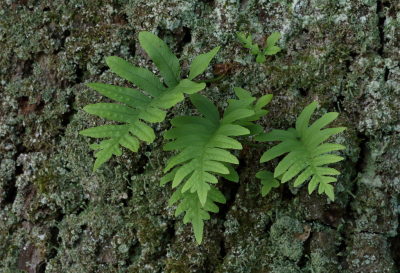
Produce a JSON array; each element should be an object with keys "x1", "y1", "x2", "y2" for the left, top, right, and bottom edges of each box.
[
  {"x1": 228, "y1": 87, "x2": 273, "y2": 136},
  {"x1": 237, "y1": 32, "x2": 281, "y2": 63},
  {"x1": 255, "y1": 102, "x2": 346, "y2": 200},
  {"x1": 161, "y1": 91, "x2": 271, "y2": 244},
  {"x1": 79, "y1": 31, "x2": 220, "y2": 171}
]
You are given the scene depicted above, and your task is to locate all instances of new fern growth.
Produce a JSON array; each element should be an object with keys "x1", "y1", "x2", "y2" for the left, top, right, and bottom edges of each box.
[
  {"x1": 237, "y1": 32, "x2": 281, "y2": 63},
  {"x1": 79, "y1": 31, "x2": 219, "y2": 171},
  {"x1": 255, "y1": 102, "x2": 346, "y2": 200},
  {"x1": 228, "y1": 87, "x2": 273, "y2": 136},
  {"x1": 161, "y1": 90, "x2": 272, "y2": 244}
]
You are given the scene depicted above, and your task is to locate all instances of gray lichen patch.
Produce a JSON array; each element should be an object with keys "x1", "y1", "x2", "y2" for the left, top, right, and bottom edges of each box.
[
  {"x1": 309, "y1": 229, "x2": 340, "y2": 273},
  {"x1": 346, "y1": 233, "x2": 396, "y2": 272}
]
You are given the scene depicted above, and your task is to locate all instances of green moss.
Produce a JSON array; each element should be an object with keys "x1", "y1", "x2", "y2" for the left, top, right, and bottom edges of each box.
[{"x1": 33, "y1": 165, "x2": 57, "y2": 195}]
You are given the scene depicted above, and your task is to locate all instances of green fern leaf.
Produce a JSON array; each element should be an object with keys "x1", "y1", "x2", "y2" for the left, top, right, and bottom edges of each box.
[
  {"x1": 256, "y1": 54, "x2": 266, "y2": 63},
  {"x1": 237, "y1": 32, "x2": 261, "y2": 55},
  {"x1": 188, "y1": 46, "x2": 220, "y2": 81},
  {"x1": 256, "y1": 171, "x2": 280, "y2": 196},
  {"x1": 228, "y1": 87, "x2": 273, "y2": 136},
  {"x1": 218, "y1": 162, "x2": 239, "y2": 182},
  {"x1": 164, "y1": 94, "x2": 253, "y2": 204},
  {"x1": 163, "y1": 89, "x2": 271, "y2": 244},
  {"x1": 263, "y1": 46, "x2": 281, "y2": 56},
  {"x1": 263, "y1": 32, "x2": 281, "y2": 56},
  {"x1": 138, "y1": 31, "x2": 181, "y2": 88},
  {"x1": 266, "y1": 32, "x2": 281, "y2": 47},
  {"x1": 238, "y1": 32, "x2": 281, "y2": 63},
  {"x1": 163, "y1": 93, "x2": 265, "y2": 244},
  {"x1": 255, "y1": 102, "x2": 346, "y2": 200},
  {"x1": 80, "y1": 31, "x2": 219, "y2": 171},
  {"x1": 169, "y1": 184, "x2": 225, "y2": 244}
]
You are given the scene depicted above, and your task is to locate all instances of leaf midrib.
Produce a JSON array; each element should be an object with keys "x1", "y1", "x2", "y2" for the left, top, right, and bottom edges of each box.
[
  {"x1": 98, "y1": 86, "x2": 179, "y2": 151},
  {"x1": 130, "y1": 87, "x2": 178, "y2": 131},
  {"x1": 197, "y1": 123, "x2": 221, "y2": 203},
  {"x1": 112, "y1": 60, "x2": 166, "y2": 96},
  {"x1": 302, "y1": 135, "x2": 323, "y2": 187}
]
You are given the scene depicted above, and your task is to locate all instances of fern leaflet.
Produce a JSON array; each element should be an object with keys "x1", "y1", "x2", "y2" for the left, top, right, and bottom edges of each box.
[
  {"x1": 79, "y1": 31, "x2": 220, "y2": 171},
  {"x1": 256, "y1": 171, "x2": 280, "y2": 197},
  {"x1": 254, "y1": 102, "x2": 346, "y2": 200},
  {"x1": 228, "y1": 87, "x2": 272, "y2": 136}
]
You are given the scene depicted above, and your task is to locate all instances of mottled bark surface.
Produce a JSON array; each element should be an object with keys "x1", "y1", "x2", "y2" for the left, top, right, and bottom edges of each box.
[{"x1": 0, "y1": 0, "x2": 399, "y2": 272}]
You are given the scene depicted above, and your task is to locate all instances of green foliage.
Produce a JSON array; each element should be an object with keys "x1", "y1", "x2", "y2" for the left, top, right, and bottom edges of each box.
[
  {"x1": 79, "y1": 31, "x2": 220, "y2": 171},
  {"x1": 256, "y1": 170, "x2": 280, "y2": 197},
  {"x1": 255, "y1": 102, "x2": 346, "y2": 200},
  {"x1": 161, "y1": 90, "x2": 272, "y2": 244},
  {"x1": 77, "y1": 30, "x2": 348, "y2": 246},
  {"x1": 229, "y1": 87, "x2": 273, "y2": 136},
  {"x1": 237, "y1": 32, "x2": 281, "y2": 63}
]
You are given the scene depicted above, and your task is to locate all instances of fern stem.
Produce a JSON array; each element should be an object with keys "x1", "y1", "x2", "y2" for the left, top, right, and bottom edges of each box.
[
  {"x1": 194, "y1": 74, "x2": 226, "y2": 83},
  {"x1": 345, "y1": 189, "x2": 356, "y2": 198}
]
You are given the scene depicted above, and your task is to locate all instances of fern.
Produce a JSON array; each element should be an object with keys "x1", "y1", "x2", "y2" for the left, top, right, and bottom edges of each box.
[
  {"x1": 161, "y1": 89, "x2": 272, "y2": 244},
  {"x1": 256, "y1": 170, "x2": 280, "y2": 197},
  {"x1": 79, "y1": 31, "x2": 220, "y2": 171},
  {"x1": 228, "y1": 87, "x2": 272, "y2": 136},
  {"x1": 237, "y1": 32, "x2": 281, "y2": 63},
  {"x1": 254, "y1": 102, "x2": 346, "y2": 200}
]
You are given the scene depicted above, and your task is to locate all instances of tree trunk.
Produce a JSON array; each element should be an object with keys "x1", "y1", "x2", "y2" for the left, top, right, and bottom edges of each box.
[{"x1": 0, "y1": 0, "x2": 399, "y2": 272}]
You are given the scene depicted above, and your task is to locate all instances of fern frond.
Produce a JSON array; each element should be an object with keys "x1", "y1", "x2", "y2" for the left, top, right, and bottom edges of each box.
[
  {"x1": 256, "y1": 171, "x2": 280, "y2": 197},
  {"x1": 237, "y1": 32, "x2": 281, "y2": 63},
  {"x1": 163, "y1": 94, "x2": 253, "y2": 204},
  {"x1": 79, "y1": 31, "x2": 220, "y2": 171},
  {"x1": 163, "y1": 93, "x2": 262, "y2": 244},
  {"x1": 162, "y1": 88, "x2": 272, "y2": 244},
  {"x1": 228, "y1": 87, "x2": 273, "y2": 135},
  {"x1": 237, "y1": 32, "x2": 265, "y2": 63},
  {"x1": 263, "y1": 32, "x2": 281, "y2": 56},
  {"x1": 255, "y1": 102, "x2": 346, "y2": 200},
  {"x1": 236, "y1": 32, "x2": 261, "y2": 55}
]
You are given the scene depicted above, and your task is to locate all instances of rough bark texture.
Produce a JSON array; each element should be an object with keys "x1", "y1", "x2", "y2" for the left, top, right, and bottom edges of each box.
[{"x1": 1, "y1": 0, "x2": 399, "y2": 272}]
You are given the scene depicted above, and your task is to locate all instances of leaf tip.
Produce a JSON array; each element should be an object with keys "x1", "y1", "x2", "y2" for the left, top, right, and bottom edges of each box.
[{"x1": 105, "y1": 56, "x2": 117, "y2": 65}]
